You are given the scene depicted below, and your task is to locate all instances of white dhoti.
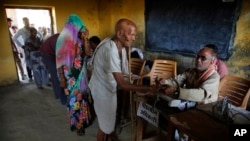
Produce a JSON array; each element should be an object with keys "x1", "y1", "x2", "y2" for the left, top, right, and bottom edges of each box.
[
  {"x1": 93, "y1": 94, "x2": 117, "y2": 134},
  {"x1": 89, "y1": 37, "x2": 126, "y2": 134}
]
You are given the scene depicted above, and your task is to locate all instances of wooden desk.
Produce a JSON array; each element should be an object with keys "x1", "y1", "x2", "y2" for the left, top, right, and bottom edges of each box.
[
  {"x1": 137, "y1": 98, "x2": 250, "y2": 141},
  {"x1": 166, "y1": 109, "x2": 229, "y2": 141},
  {"x1": 136, "y1": 96, "x2": 181, "y2": 141}
]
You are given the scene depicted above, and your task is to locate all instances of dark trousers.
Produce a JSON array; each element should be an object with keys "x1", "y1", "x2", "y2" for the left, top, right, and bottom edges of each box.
[
  {"x1": 27, "y1": 66, "x2": 32, "y2": 79},
  {"x1": 41, "y1": 53, "x2": 67, "y2": 105}
]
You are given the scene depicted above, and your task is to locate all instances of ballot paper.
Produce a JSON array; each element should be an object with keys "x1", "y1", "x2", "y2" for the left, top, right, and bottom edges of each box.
[{"x1": 158, "y1": 94, "x2": 181, "y2": 107}]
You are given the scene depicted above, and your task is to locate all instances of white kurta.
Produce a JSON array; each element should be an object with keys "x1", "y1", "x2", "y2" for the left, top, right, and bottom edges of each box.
[{"x1": 89, "y1": 37, "x2": 122, "y2": 134}]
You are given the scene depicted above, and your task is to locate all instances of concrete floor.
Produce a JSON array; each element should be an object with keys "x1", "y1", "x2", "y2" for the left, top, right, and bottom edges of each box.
[{"x1": 0, "y1": 81, "x2": 133, "y2": 141}]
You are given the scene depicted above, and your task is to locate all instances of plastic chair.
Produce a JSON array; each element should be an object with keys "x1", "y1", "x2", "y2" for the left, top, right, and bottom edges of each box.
[
  {"x1": 219, "y1": 75, "x2": 250, "y2": 109},
  {"x1": 130, "y1": 58, "x2": 146, "y2": 76},
  {"x1": 123, "y1": 58, "x2": 146, "y2": 83},
  {"x1": 138, "y1": 59, "x2": 177, "y2": 85}
]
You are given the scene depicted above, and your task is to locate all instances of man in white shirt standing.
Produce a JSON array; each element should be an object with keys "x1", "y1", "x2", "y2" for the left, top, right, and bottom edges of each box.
[{"x1": 13, "y1": 17, "x2": 42, "y2": 81}]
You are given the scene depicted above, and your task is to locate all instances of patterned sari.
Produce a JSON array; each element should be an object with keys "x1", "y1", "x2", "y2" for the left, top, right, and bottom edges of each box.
[{"x1": 56, "y1": 14, "x2": 92, "y2": 136}]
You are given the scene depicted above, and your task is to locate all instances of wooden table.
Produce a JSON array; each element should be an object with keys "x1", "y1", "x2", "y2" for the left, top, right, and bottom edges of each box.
[
  {"x1": 135, "y1": 95, "x2": 182, "y2": 141},
  {"x1": 136, "y1": 97, "x2": 250, "y2": 141},
  {"x1": 165, "y1": 109, "x2": 229, "y2": 141}
]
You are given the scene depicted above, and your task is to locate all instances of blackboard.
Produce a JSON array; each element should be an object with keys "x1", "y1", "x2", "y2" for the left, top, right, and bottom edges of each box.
[{"x1": 145, "y1": 0, "x2": 241, "y2": 60}]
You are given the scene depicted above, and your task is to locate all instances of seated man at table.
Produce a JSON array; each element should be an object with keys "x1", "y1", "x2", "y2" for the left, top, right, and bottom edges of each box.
[
  {"x1": 157, "y1": 46, "x2": 221, "y2": 141},
  {"x1": 157, "y1": 47, "x2": 220, "y2": 109}
]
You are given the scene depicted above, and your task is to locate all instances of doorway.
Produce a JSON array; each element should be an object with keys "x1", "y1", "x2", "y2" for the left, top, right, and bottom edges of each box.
[{"x1": 5, "y1": 6, "x2": 54, "y2": 82}]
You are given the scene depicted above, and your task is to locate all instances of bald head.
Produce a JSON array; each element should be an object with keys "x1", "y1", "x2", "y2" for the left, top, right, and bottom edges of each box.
[
  {"x1": 114, "y1": 18, "x2": 137, "y2": 48},
  {"x1": 115, "y1": 18, "x2": 137, "y2": 32}
]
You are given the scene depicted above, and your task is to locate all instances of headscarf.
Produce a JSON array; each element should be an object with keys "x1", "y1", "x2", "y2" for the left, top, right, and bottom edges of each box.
[{"x1": 56, "y1": 14, "x2": 86, "y2": 69}]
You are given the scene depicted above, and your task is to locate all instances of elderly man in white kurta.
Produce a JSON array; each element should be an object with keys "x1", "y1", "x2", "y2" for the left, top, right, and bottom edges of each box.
[
  {"x1": 89, "y1": 19, "x2": 157, "y2": 141},
  {"x1": 89, "y1": 37, "x2": 123, "y2": 134}
]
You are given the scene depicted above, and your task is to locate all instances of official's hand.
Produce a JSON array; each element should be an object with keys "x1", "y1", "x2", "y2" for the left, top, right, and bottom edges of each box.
[
  {"x1": 155, "y1": 77, "x2": 164, "y2": 87},
  {"x1": 164, "y1": 85, "x2": 177, "y2": 95}
]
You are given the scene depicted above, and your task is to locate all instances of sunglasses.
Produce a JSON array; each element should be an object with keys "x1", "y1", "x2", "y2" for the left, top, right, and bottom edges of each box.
[{"x1": 196, "y1": 55, "x2": 213, "y2": 61}]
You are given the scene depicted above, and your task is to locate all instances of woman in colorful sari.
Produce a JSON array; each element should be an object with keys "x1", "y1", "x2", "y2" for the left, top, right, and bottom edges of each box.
[{"x1": 56, "y1": 14, "x2": 92, "y2": 136}]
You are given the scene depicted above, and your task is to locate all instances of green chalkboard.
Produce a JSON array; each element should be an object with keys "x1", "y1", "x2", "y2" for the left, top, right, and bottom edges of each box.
[{"x1": 145, "y1": 0, "x2": 241, "y2": 60}]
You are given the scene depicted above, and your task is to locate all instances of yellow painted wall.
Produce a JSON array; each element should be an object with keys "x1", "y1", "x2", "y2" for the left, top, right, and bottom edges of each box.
[
  {"x1": 98, "y1": 0, "x2": 145, "y2": 47},
  {"x1": 1, "y1": 0, "x2": 250, "y2": 86},
  {"x1": 229, "y1": 0, "x2": 250, "y2": 79}
]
